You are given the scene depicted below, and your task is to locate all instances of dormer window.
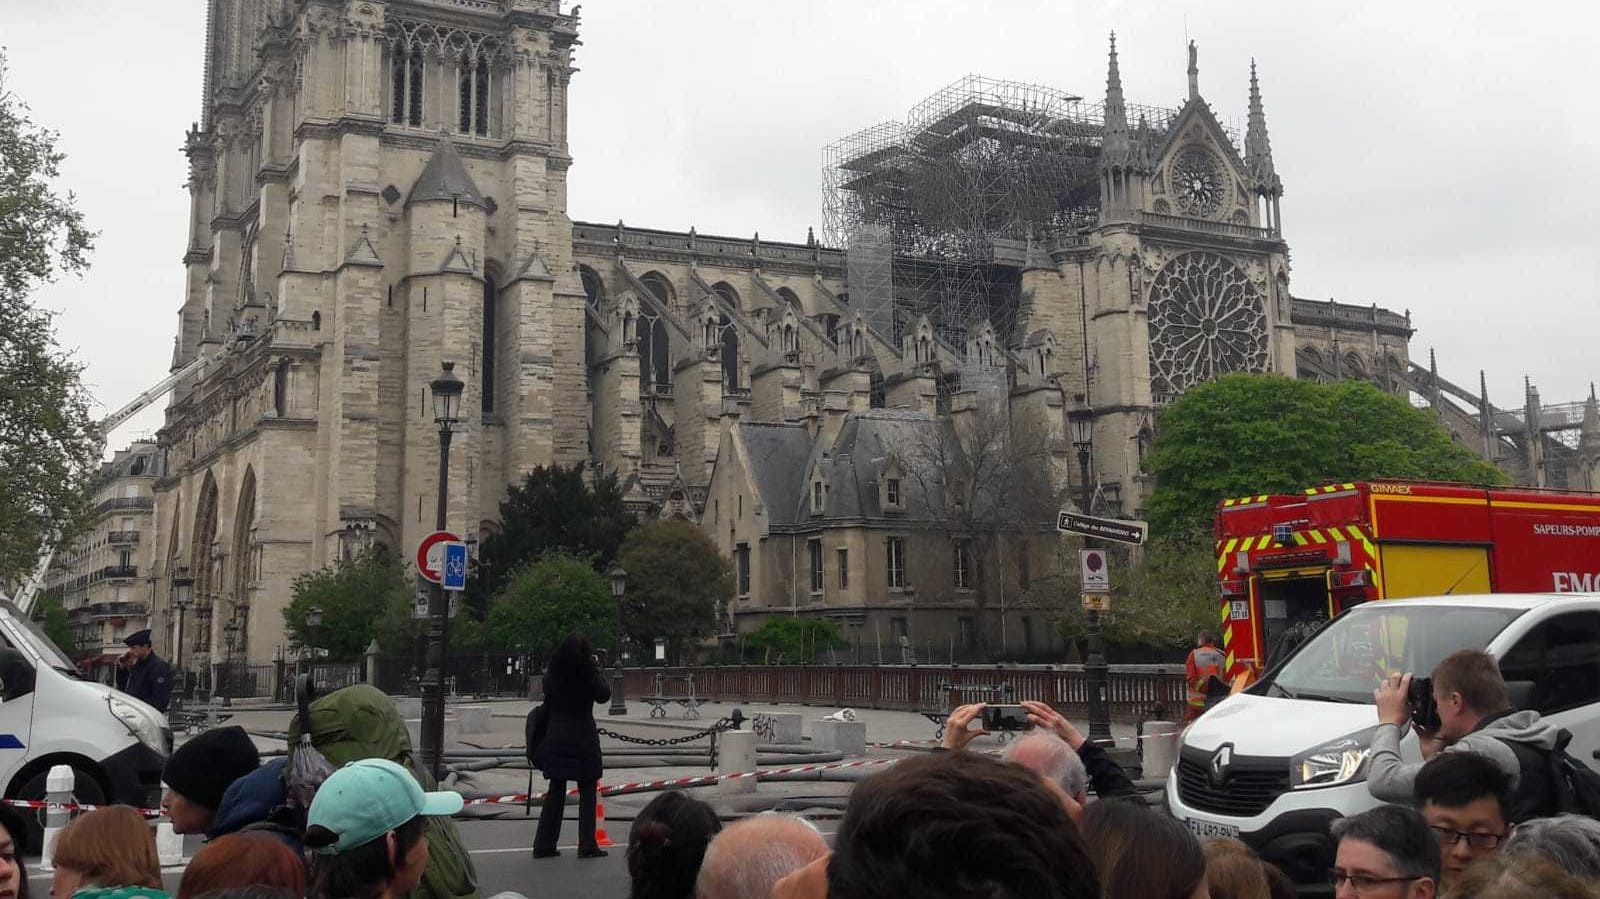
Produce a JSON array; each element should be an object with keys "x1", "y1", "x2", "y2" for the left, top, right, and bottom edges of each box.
[
  {"x1": 886, "y1": 478, "x2": 901, "y2": 507},
  {"x1": 811, "y1": 480, "x2": 825, "y2": 514}
]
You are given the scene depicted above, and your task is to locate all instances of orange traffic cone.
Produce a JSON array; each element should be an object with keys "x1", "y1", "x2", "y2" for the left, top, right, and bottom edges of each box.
[{"x1": 594, "y1": 788, "x2": 613, "y2": 848}]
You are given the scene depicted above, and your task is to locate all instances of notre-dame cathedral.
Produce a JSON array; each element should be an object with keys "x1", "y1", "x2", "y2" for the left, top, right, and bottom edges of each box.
[{"x1": 148, "y1": 1, "x2": 1411, "y2": 667}]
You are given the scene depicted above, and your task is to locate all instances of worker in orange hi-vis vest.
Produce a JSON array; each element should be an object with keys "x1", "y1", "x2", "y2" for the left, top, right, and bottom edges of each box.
[{"x1": 1185, "y1": 631, "x2": 1227, "y2": 723}]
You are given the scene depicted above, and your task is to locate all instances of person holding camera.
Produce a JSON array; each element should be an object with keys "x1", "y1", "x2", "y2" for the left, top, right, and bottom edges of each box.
[{"x1": 1368, "y1": 649, "x2": 1560, "y2": 819}]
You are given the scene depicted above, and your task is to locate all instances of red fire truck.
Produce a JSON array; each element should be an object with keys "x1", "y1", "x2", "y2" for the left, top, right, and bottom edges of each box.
[{"x1": 1214, "y1": 480, "x2": 1600, "y2": 681}]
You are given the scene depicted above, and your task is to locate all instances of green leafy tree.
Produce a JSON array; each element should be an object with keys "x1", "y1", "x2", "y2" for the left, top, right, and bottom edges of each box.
[
  {"x1": 284, "y1": 548, "x2": 416, "y2": 660},
  {"x1": 1046, "y1": 538, "x2": 1218, "y2": 652},
  {"x1": 486, "y1": 552, "x2": 615, "y2": 653},
  {"x1": 34, "y1": 593, "x2": 74, "y2": 652},
  {"x1": 744, "y1": 617, "x2": 847, "y2": 665},
  {"x1": 472, "y1": 463, "x2": 635, "y2": 614},
  {"x1": 1147, "y1": 374, "x2": 1506, "y2": 538},
  {"x1": 0, "y1": 52, "x2": 99, "y2": 584},
  {"x1": 617, "y1": 520, "x2": 731, "y2": 665}
]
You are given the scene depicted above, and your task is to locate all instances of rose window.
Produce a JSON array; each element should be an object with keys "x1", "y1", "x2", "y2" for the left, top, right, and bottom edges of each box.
[{"x1": 1146, "y1": 252, "x2": 1268, "y2": 399}]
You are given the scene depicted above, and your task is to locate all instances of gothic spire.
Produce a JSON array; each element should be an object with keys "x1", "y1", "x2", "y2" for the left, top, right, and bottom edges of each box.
[
  {"x1": 1103, "y1": 31, "x2": 1130, "y2": 164},
  {"x1": 1187, "y1": 40, "x2": 1200, "y2": 101},
  {"x1": 1245, "y1": 60, "x2": 1281, "y2": 193}
]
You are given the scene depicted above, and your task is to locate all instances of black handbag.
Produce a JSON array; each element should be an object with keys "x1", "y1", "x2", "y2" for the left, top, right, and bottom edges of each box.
[{"x1": 525, "y1": 702, "x2": 549, "y2": 762}]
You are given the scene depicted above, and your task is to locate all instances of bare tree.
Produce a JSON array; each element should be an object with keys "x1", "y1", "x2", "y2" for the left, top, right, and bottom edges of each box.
[{"x1": 902, "y1": 391, "x2": 1069, "y2": 655}]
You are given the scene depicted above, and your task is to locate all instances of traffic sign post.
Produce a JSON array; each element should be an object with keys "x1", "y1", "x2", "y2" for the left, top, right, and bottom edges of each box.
[
  {"x1": 1080, "y1": 549, "x2": 1110, "y2": 594},
  {"x1": 1057, "y1": 511, "x2": 1148, "y2": 546},
  {"x1": 441, "y1": 541, "x2": 468, "y2": 591},
  {"x1": 416, "y1": 531, "x2": 461, "y2": 584}
]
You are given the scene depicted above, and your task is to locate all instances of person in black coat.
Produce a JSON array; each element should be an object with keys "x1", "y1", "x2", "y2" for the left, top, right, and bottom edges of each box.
[
  {"x1": 120, "y1": 629, "x2": 173, "y2": 712},
  {"x1": 531, "y1": 632, "x2": 612, "y2": 859}
]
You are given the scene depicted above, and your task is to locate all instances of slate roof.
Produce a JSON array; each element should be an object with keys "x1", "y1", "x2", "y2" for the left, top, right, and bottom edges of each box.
[
  {"x1": 807, "y1": 409, "x2": 950, "y2": 526},
  {"x1": 734, "y1": 422, "x2": 813, "y2": 528},
  {"x1": 406, "y1": 135, "x2": 488, "y2": 210}
]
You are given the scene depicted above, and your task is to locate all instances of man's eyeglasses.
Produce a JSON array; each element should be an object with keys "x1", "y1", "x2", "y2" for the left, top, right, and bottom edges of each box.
[
  {"x1": 1327, "y1": 869, "x2": 1422, "y2": 893},
  {"x1": 1429, "y1": 825, "x2": 1506, "y2": 850}
]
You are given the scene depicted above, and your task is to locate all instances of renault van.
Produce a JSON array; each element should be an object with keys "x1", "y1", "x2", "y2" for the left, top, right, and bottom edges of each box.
[{"x1": 1167, "y1": 594, "x2": 1600, "y2": 889}]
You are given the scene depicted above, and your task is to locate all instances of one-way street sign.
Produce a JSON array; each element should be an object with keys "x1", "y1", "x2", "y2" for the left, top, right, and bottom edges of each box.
[{"x1": 1056, "y1": 511, "x2": 1148, "y2": 546}]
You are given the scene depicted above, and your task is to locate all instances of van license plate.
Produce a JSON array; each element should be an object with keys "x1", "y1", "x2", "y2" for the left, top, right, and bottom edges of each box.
[{"x1": 1185, "y1": 817, "x2": 1240, "y2": 839}]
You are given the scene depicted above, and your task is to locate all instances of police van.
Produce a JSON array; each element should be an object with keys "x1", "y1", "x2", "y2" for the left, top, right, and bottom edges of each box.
[
  {"x1": 0, "y1": 600, "x2": 169, "y2": 841},
  {"x1": 1167, "y1": 594, "x2": 1600, "y2": 889}
]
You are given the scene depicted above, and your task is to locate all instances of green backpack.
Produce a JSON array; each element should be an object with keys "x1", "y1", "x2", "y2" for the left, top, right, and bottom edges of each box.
[{"x1": 288, "y1": 684, "x2": 481, "y2": 899}]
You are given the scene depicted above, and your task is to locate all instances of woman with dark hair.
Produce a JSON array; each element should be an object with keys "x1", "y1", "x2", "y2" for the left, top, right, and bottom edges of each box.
[
  {"x1": 0, "y1": 813, "x2": 25, "y2": 899},
  {"x1": 626, "y1": 791, "x2": 722, "y2": 899},
  {"x1": 532, "y1": 632, "x2": 612, "y2": 859},
  {"x1": 1079, "y1": 800, "x2": 1210, "y2": 899},
  {"x1": 303, "y1": 758, "x2": 463, "y2": 899}
]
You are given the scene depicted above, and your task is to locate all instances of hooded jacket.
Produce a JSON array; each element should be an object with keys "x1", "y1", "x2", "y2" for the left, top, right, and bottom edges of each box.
[
  {"x1": 208, "y1": 757, "x2": 304, "y2": 851},
  {"x1": 1368, "y1": 709, "x2": 1562, "y2": 815}
]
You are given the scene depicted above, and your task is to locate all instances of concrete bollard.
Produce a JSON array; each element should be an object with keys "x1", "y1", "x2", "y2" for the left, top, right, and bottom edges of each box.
[
  {"x1": 37, "y1": 764, "x2": 74, "y2": 872},
  {"x1": 456, "y1": 706, "x2": 490, "y2": 734},
  {"x1": 156, "y1": 822, "x2": 184, "y2": 867},
  {"x1": 1142, "y1": 720, "x2": 1180, "y2": 780},
  {"x1": 756, "y1": 713, "x2": 804, "y2": 745},
  {"x1": 812, "y1": 719, "x2": 867, "y2": 757},
  {"x1": 718, "y1": 730, "x2": 758, "y2": 796}
]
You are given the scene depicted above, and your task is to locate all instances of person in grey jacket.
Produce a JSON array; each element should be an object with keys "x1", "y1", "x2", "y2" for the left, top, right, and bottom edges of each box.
[{"x1": 1368, "y1": 649, "x2": 1561, "y2": 819}]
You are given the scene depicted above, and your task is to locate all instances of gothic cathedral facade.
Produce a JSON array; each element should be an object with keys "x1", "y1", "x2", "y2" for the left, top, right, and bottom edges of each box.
[{"x1": 150, "y1": 3, "x2": 1408, "y2": 668}]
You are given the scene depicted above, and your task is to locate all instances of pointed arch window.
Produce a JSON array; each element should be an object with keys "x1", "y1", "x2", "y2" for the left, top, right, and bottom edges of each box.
[
  {"x1": 391, "y1": 46, "x2": 424, "y2": 127},
  {"x1": 719, "y1": 314, "x2": 739, "y2": 389},
  {"x1": 458, "y1": 53, "x2": 491, "y2": 136}
]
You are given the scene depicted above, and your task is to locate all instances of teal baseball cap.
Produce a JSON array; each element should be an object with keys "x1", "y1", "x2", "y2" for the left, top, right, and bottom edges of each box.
[{"x1": 306, "y1": 758, "x2": 464, "y2": 855}]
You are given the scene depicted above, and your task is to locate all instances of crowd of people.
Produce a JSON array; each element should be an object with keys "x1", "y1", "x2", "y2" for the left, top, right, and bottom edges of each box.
[{"x1": 22, "y1": 630, "x2": 1600, "y2": 899}]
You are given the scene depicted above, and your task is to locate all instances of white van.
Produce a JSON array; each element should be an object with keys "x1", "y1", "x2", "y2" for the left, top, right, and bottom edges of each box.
[
  {"x1": 0, "y1": 600, "x2": 169, "y2": 840},
  {"x1": 1167, "y1": 594, "x2": 1600, "y2": 888}
]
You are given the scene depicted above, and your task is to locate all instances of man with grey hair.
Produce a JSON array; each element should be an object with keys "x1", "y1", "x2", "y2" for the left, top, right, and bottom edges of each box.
[
  {"x1": 1503, "y1": 814, "x2": 1600, "y2": 881},
  {"x1": 695, "y1": 813, "x2": 830, "y2": 899},
  {"x1": 1003, "y1": 731, "x2": 1089, "y2": 808},
  {"x1": 1329, "y1": 805, "x2": 1440, "y2": 899}
]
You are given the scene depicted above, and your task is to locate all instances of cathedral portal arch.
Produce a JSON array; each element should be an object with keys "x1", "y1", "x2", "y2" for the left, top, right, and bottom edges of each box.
[{"x1": 190, "y1": 471, "x2": 220, "y2": 657}]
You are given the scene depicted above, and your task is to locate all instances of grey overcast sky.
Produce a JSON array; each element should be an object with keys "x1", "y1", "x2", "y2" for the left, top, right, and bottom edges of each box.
[{"x1": 5, "y1": 1, "x2": 1598, "y2": 448}]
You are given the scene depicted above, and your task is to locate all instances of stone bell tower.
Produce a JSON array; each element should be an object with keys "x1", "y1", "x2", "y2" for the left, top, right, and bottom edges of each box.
[{"x1": 153, "y1": 0, "x2": 585, "y2": 669}]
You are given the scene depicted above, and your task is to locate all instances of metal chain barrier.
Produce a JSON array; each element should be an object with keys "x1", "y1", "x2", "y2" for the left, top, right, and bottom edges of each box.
[{"x1": 597, "y1": 716, "x2": 739, "y2": 747}]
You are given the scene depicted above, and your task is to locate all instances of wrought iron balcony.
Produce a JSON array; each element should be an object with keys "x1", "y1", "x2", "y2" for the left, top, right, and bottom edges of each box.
[{"x1": 106, "y1": 531, "x2": 141, "y2": 546}]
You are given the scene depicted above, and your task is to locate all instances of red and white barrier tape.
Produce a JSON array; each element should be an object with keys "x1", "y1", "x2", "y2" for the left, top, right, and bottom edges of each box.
[{"x1": 1, "y1": 798, "x2": 163, "y2": 819}]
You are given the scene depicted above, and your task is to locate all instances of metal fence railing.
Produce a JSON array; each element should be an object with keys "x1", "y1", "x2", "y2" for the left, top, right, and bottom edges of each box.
[{"x1": 619, "y1": 664, "x2": 1184, "y2": 723}]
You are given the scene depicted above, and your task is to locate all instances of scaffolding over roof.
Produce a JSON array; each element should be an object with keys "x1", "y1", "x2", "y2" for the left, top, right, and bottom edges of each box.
[{"x1": 822, "y1": 74, "x2": 1200, "y2": 345}]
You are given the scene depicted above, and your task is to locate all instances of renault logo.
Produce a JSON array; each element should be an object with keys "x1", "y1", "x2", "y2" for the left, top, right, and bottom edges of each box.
[{"x1": 1209, "y1": 744, "x2": 1234, "y2": 787}]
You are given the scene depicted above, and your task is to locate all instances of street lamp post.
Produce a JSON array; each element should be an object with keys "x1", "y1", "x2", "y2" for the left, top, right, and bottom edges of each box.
[
  {"x1": 1067, "y1": 397, "x2": 1112, "y2": 747},
  {"x1": 222, "y1": 618, "x2": 240, "y2": 705},
  {"x1": 608, "y1": 563, "x2": 628, "y2": 716},
  {"x1": 304, "y1": 605, "x2": 323, "y2": 676},
  {"x1": 170, "y1": 569, "x2": 194, "y2": 690},
  {"x1": 421, "y1": 362, "x2": 464, "y2": 780}
]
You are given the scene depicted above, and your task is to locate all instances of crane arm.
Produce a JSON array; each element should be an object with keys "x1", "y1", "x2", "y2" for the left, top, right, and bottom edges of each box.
[{"x1": 10, "y1": 353, "x2": 210, "y2": 615}]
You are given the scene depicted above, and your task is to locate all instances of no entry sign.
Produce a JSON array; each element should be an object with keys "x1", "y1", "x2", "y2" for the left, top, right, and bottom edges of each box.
[{"x1": 416, "y1": 530, "x2": 461, "y2": 583}]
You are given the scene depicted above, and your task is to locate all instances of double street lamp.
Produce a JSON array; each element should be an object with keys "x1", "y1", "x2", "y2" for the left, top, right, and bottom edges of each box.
[
  {"x1": 1067, "y1": 397, "x2": 1112, "y2": 747},
  {"x1": 608, "y1": 563, "x2": 628, "y2": 716},
  {"x1": 420, "y1": 362, "x2": 464, "y2": 780}
]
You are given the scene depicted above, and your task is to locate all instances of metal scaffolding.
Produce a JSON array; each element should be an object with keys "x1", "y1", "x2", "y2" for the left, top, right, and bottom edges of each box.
[{"x1": 823, "y1": 74, "x2": 1182, "y2": 345}]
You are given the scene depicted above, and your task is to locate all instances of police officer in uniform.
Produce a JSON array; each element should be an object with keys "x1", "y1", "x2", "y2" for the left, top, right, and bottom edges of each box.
[{"x1": 120, "y1": 629, "x2": 173, "y2": 712}]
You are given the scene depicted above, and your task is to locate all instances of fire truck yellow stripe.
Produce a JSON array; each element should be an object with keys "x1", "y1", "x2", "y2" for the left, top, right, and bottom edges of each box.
[
  {"x1": 1223, "y1": 625, "x2": 1233, "y2": 645},
  {"x1": 1293, "y1": 532, "x2": 1308, "y2": 546},
  {"x1": 1225, "y1": 651, "x2": 1236, "y2": 671},
  {"x1": 1328, "y1": 526, "x2": 1347, "y2": 541},
  {"x1": 1342, "y1": 482, "x2": 1356, "y2": 490},
  {"x1": 1309, "y1": 530, "x2": 1327, "y2": 544}
]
